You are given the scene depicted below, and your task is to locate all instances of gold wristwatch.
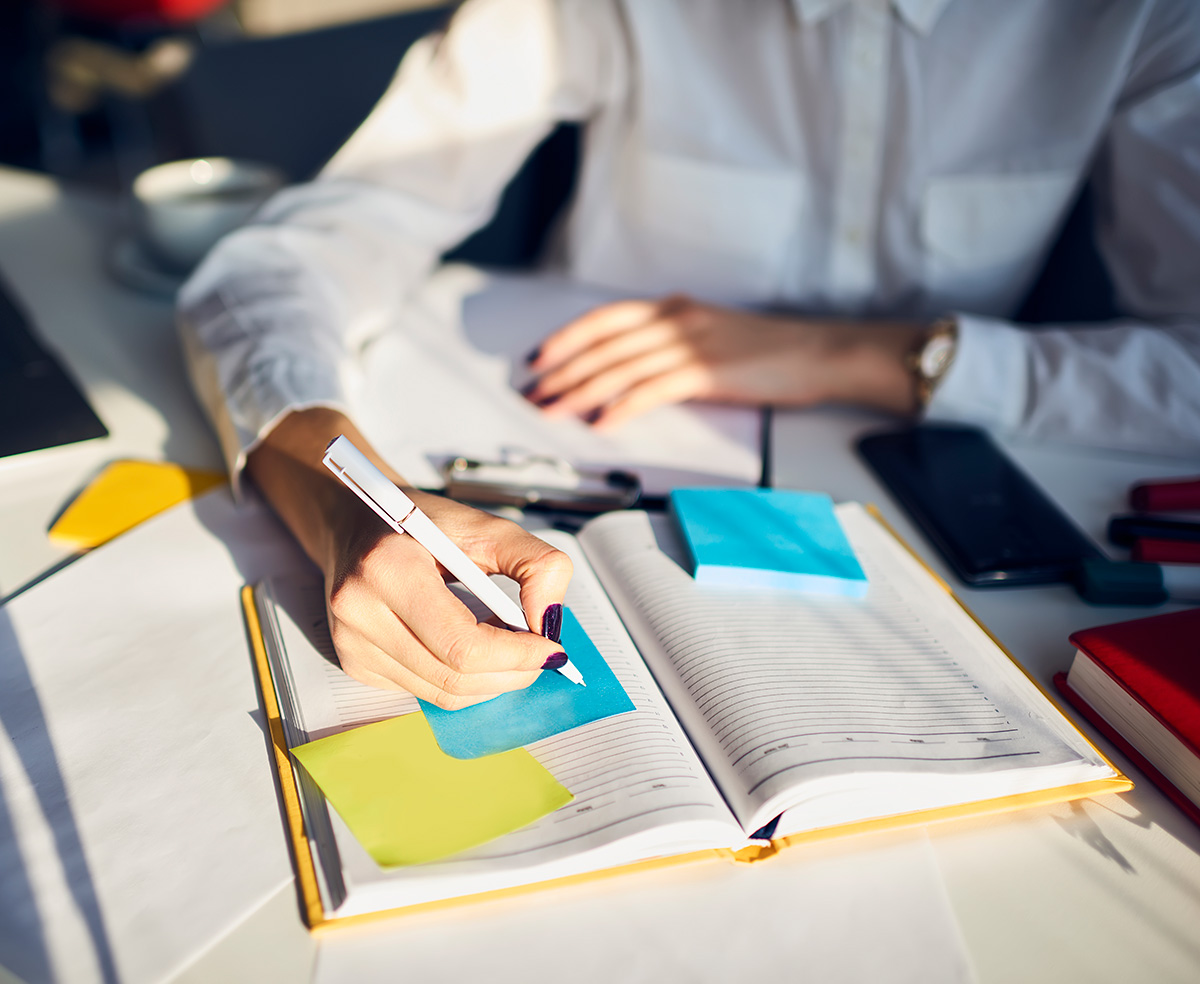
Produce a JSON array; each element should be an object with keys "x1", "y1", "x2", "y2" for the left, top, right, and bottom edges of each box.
[{"x1": 910, "y1": 316, "x2": 958, "y2": 409}]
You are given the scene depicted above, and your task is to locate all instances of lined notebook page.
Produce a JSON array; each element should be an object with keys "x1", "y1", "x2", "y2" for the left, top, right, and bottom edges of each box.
[
  {"x1": 262, "y1": 534, "x2": 744, "y2": 916},
  {"x1": 578, "y1": 505, "x2": 1109, "y2": 834}
]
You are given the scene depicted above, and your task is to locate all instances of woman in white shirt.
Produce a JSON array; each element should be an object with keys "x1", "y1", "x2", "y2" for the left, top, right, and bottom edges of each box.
[{"x1": 180, "y1": 0, "x2": 1200, "y2": 703}]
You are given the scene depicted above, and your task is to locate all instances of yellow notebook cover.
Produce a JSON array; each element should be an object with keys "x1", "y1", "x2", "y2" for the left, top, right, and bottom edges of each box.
[{"x1": 242, "y1": 509, "x2": 1131, "y2": 932}]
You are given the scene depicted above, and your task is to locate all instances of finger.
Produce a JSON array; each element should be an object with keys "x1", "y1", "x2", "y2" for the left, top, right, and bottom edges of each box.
[
  {"x1": 488, "y1": 533, "x2": 573, "y2": 639},
  {"x1": 434, "y1": 508, "x2": 574, "y2": 641},
  {"x1": 332, "y1": 580, "x2": 552, "y2": 695},
  {"x1": 526, "y1": 318, "x2": 682, "y2": 404},
  {"x1": 333, "y1": 628, "x2": 516, "y2": 710},
  {"x1": 590, "y1": 365, "x2": 712, "y2": 430},
  {"x1": 375, "y1": 563, "x2": 563, "y2": 675},
  {"x1": 531, "y1": 297, "x2": 678, "y2": 372},
  {"x1": 407, "y1": 500, "x2": 573, "y2": 637},
  {"x1": 540, "y1": 343, "x2": 696, "y2": 418},
  {"x1": 331, "y1": 627, "x2": 509, "y2": 710},
  {"x1": 332, "y1": 533, "x2": 564, "y2": 672}
]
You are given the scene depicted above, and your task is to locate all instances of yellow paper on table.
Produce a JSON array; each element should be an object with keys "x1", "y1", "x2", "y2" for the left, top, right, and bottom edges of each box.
[
  {"x1": 291, "y1": 713, "x2": 573, "y2": 867},
  {"x1": 49, "y1": 459, "x2": 226, "y2": 550}
]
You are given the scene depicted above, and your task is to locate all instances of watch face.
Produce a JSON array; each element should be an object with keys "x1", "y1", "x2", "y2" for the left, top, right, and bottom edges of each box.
[{"x1": 920, "y1": 333, "x2": 955, "y2": 379}]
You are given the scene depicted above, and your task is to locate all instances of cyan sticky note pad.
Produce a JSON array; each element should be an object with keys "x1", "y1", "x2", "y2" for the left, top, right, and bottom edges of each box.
[
  {"x1": 669, "y1": 488, "x2": 869, "y2": 596},
  {"x1": 418, "y1": 608, "x2": 635, "y2": 759}
]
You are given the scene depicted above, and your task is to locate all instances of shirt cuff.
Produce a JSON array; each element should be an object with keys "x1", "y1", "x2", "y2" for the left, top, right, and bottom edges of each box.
[
  {"x1": 178, "y1": 309, "x2": 349, "y2": 499},
  {"x1": 924, "y1": 313, "x2": 1030, "y2": 432}
]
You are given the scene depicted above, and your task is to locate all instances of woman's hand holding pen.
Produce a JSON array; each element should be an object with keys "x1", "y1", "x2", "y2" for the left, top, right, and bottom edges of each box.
[
  {"x1": 246, "y1": 408, "x2": 573, "y2": 708},
  {"x1": 522, "y1": 295, "x2": 925, "y2": 427}
]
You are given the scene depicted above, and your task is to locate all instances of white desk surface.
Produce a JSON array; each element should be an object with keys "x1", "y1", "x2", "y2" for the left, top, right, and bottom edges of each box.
[{"x1": 1, "y1": 166, "x2": 1199, "y2": 983}]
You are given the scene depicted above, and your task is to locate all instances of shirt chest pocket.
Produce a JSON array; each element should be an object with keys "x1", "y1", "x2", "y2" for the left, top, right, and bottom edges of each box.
[
  {"x1": 921, "y1": 170, "x2": 1078, "y2": 316},
  {"x1": 619, "y1": 152, "x2": 806, "y2": 303}
]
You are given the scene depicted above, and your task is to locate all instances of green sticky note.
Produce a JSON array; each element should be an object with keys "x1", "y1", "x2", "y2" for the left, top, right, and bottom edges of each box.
[{"x1": 291, "y1": 713, "x2": 573, "y2": 867}]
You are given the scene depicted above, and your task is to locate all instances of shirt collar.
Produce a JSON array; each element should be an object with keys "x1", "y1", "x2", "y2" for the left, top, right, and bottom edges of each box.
[{"x1": 792, "y1": 0, "x2": 953, "y2": 35}]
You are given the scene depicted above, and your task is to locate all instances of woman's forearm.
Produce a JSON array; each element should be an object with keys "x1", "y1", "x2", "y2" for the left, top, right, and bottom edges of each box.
[{"x1": 244, "y1": 407, "x2": 402, "y2": 573}]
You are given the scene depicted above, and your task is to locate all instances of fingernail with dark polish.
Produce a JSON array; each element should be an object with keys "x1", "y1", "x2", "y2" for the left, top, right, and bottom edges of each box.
[
  {"x1": 525, "y1": 345, "x2": 542, "y2": 365},
  {"x1": 541, "y1": 603, "x2": 563, "y2": 643},
  {"x1": 583, "y1": 407, "x2": 603, "y2": 425},
  {"x1": 541, "y1": 652, "x2": 568, "y2": 670},
  {"x1": 536, "y1": 394, "x2": 559, "y2": 409},
  {"x1": 519, "y1": 380, "x2": 538, "y2": 398}
]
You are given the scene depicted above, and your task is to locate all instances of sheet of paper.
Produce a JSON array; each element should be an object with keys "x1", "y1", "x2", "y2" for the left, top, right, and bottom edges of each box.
[
  {"x1": 350, "y1": 266, "x2": 762, "y2": 495},
  {"x1": 311, "y1": 833, "x2": 976, "y2": 984},
  {"x1": 292, "y1": 713, "x2": 572, "y2": 867},
  {"x1": 0, "y1": 490, "x2": 309, "y2": 984},
  {"x1": 418, "y1": 608, "x2": 635, "y2": 758}
]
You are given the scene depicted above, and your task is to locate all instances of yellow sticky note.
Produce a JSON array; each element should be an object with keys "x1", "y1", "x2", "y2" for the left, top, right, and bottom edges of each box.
[
  {"x1": 49, "y1": 459, "x2": 226, "y2": 549},
  {"x1": 291, "y1": 713, "x2": 573, "y2": 867}
]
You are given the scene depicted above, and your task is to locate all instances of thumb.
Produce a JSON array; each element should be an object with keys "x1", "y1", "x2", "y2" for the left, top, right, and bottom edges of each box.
[{"x1": 489, "y1": 527, "x2": 574, "y2": 636}]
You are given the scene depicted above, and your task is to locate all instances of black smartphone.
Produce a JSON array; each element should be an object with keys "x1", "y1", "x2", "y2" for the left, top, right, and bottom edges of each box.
[{"x1": 857, "y1": 424, "x2": 1103, "y2": 586}]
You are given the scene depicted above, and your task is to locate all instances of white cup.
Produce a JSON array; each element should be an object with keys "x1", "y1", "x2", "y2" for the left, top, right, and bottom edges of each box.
[{"x1": 131, "y1": 157, "x2": 284, "y2": 273}]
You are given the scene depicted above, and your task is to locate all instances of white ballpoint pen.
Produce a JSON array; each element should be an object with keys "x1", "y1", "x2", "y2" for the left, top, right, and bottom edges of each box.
[{"x1": 322, "y1": 435, "x2": 585, "y2": 687}]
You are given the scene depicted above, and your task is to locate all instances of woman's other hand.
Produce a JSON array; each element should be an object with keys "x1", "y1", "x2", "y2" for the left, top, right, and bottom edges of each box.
[{"x1": 523, "y1": 295, "x2": 924, "y2": 427}]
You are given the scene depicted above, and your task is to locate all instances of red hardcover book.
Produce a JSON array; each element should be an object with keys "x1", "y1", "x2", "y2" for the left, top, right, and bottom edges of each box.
[{"x1": 1054, "y1": 608, "x2": 1200, "y2": 828}]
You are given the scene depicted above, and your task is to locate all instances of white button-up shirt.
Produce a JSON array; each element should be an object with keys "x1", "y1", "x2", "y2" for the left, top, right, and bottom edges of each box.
[{"x1": 179, "y1": 0, "x2": 1200, "y2": 479}]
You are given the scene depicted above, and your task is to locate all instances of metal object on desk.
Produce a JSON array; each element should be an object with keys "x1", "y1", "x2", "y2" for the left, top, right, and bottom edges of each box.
[{"x1": 441, "y1": 450, "x2": 641, "y2": 513}]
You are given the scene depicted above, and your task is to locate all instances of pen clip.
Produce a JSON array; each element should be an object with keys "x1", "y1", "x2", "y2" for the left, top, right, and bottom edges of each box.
[{"x1": 323, "y1": 436, "x2": 418, "y2": 531}]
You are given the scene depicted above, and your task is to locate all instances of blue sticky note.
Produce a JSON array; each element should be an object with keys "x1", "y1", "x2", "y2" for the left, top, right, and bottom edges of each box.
[
  {"x1": 418, "y1": 608, "x2": 635, "y2": 759},
  {"x1": 669, "y1": 488, "x2": 869, "y2": 597}
]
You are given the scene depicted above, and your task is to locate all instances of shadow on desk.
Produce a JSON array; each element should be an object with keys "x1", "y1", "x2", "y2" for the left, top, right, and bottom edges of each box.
[{"x1": 0, "y1": 611, "x2": 118, "y2": 984}]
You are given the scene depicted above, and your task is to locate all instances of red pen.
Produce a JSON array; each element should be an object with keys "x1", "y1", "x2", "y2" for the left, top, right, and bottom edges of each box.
[
  {"x1": 1129, "y1": 476, "x2": 1200, "y2": 512},
  {"x1": 1132, "y1": 537, "x2": 1200, "y2": 565}
]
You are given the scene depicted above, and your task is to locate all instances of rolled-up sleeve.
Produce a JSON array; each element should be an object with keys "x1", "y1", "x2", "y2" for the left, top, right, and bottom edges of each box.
[
  {"x1": 927, "y1": 64, "x2": 1200, "y2": 458},
  {"x1": 177, "y1": 0, "x2": 620, "y2": 487}
]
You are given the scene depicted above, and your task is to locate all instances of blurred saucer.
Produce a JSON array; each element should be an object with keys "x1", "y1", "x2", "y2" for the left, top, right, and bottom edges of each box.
[{"x1": 107, "y1": 235, "x2": 187, "y2": 299}]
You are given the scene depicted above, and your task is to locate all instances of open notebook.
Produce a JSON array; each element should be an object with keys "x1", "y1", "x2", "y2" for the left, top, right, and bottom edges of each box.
[{"x1": 245, "y1": 503, "x2": 1127, "y2": 928}]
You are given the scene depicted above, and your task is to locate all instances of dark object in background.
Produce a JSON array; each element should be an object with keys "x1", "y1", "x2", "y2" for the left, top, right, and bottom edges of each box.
[
  {"x1": 0, "y1": 270, "x2": 108, "y2": 458},
  {"x1": 1074, "y1": 557, "x2": 1167, "y2": 606},
  {"x1": 148, "y1": 8, "x2": 580, "y2": 268},
  {"x1": 1109, "y1": 515, "x2": 1200, "y2": 547},
  {"x1": 4, "y1": 5, "x2": 579, "y2": 270},
  {"x1": 857, "y1": 423, "x2": 1103, "y2": 587},
  {"x1": 1128, "y1": 476, "x2": 1200, "y2": 513},
  {"x1": 1014, "y1": 181, "x2": 1115, "y2": 326},
  {"x1": 0, "y1": 1, "x2": 43, "y2": 173},
  {"x1": 52, "y1": 0, "x2": 226, "y2": 22},
  {"x1": 1109, "y1": 514, "x2": 1200, "y2": 566}
]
